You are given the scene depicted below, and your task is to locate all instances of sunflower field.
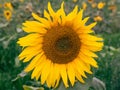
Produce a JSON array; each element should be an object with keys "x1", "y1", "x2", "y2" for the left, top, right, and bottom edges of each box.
[{"x1": 0, "y1": 0, "x2": 120, "y2": 90}]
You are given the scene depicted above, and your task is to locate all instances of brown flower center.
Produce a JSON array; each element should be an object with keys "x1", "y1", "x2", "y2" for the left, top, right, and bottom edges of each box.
[
  {"x1": 55, "y1": 36, "x2": 72, "y2": 52},
  {"x1": 6, "y1": 12, "x2": 10, "y2": 16},
  {"x1": 42, "y1": 26, "x2": 80, "y2": 64}
]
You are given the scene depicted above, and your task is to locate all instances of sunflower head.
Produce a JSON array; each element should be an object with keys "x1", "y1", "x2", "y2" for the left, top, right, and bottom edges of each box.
[
  {"x1": 4, "y1": 2, "x2": 13, "y2": 11},
  {"x1": 88, "y1": 0, "x2": 94, "y2": 3},
  {"x1": 97, "y1": 2, "x2": 105, "y2": 9},
  {"x1": 0, "y1": 4, "x2": 2, "y2": 8},
  {"x1": 4, "y1": 10, "x2": 12, "y2": 21},
  {"x1": 17, "y1": 1, "x2": 103, "y2": 88},
  {"x1": 19, "y1": 0, "x2": 24, "y2": 3},
  {"x1": 72, "y1": 0, "x2": 78, "y2": 3},
  {"x1": 108, "y1": 5, "x2": 117, "y2": 11},
  {"x1": 94, "y1": 16, "x2": 103, "y2": 22},
  {"x1": 91, "y1": 3, "x2": 97, "y2": 8},
  {"x1": 82, "y1": 2, "x2": 87, "y2": 10}
]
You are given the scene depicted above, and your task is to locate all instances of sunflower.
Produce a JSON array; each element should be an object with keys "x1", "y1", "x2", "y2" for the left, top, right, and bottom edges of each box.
[
  {"x1": 19, "y1": 0, "x2": 24, "y2": 3},
  {"x1": 72, "y1": 0, "x2": 77, "y2": 3},
  {"x1": 94, "y1": 16, "x2": 103, "y2": 22},
  {"x1": 0, "y1": 4, "x2": 2, "y2": 8},
  {"x1": 4, "y1": 10, "x2": 12, "y2": 21},
  {"x1": 97, "y1": 2, "x2": 105, "y2": 10},
  {"x1": 88, "y1": 0, "x2": 94, "y2": 3},
  {"x1": 17, "y1": 2, "x2": 103, "y2": 88},
  {"x1": 82, "y1": 2, "x2": 87, "y2": 10},
  {"x1": 108, "y1": 5, "x2": 117, "y2": 12},
  {"x1": 3, "y1": 2, "x2": 13, "y2": 11},
  {"x1": 91, "y1": 3, "x2": 97, "y2": 8}
]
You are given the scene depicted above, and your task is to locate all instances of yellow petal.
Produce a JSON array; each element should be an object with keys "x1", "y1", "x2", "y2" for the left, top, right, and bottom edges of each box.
[
  {"x1": 85, "y1": 63, "x2": 91, "y2": 70},
  {"x1": 51, "y1": 64, "x2": 60, "y2": 87},
  {"x1": 44, "y1": 10, "x2": 51, "y2": 20},
  {"x1": 22, "y1": 21, "x2": 47, "y2": 33},
  {"x1": 24, "y1": 52, "x2": 43, "y2": 72},
  {"x1": 67, "y1": 63, "x2": 75, "y2": 86},
  {"x1": 74, "y1": 16, "x2": 90, "y2": 30},
  {"x1": 17, "y1": 33, "x2": 43, "y2": 46},
  {"x1": 59, "y1": 64, "x2": 68, "y2": 88},
  {"x1": 23, "y1": 52, "x2": 40, "y2": 62},
  {"x1": 32, "y1": 13, "x2": 50, "y2": 28},
  {"x1": 59, "y1": 2, "x2": 66, "y2": 26},
  {"x1": 79, "y1": 52, "x2": 98, "y2": 68},
  {"x1": 80, "y1": 48, "x2": 98, "y2": 57},
  {"x1": 46, "y1": 63, "x2": 54, "y2": 88},
  {"x1": 75, "y1": 57, "x2": 92, "y2": 74},
  {"x1": 41, "y1": 60, "x2": 51, "y2": 85},
  {"x1": 36, "y1": 70, "x2": 42, "y2": 80},
  {"x1": 77, "y1": 28, "x2": 94, "y2": 34},
  {"x1": 54, "y1": 75, "x2": 60, "y2": 88},
  {"x1": 60, "y1": 1, "x2": 66, "y2": 17},
  {"x1": 75, "y1": 72, "x2": 85, "y2": 83},
  {"x1": 81, "y1": 39, "x2": 103, "y2": 47},
  {"x1": 22, "y1": 27, "x2": 46, "y2": 34},
  {"x1": 19, "y1": 46, "x2": 42, "y2": 60},
  {"x1": 80, "y1": 34, "x2": 103, "y2": 41},
  {"x1": 23, "y1": 21, "x2": 44, "y2": 27},
  {"x1": 72, "y1": 9, "x2": 84, "y2": 29},
  {"x1": 48, "y1": 2, "x2": 55, "y2": 17},
  {"x1": 67, "y1": 5, "x2": 78, "y2": 21},
  {"x1": 77, "y1": 22, "x2": 97, "y2": 32},
  {"x1": 86, "y1": 22, "x2": 97, "y2": 29},
  {"x1": 55, "y1": 9, "x2": 62, "y2": 24},
  {"x1": 73, "y1": 60, "x2": 87, "y2": 78},
  {"x1": 31, "y1": 55, "x2": 47, "y2": 79},
  {"x1": 81, "y1": 44, "x2": 103, "y2": 51},
  {"x1": 81, "y1": 17, "x2": 90, "y2": 25},
  {"x1": 77, "y1": 9, "x2": 83, "y2": 21}
]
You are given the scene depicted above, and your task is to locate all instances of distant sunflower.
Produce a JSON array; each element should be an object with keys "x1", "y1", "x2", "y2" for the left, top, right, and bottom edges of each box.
[
  {"x1": 108, "y1": 5, "x2": 117, "y2": 11},
  {"x1": 91, "y1": 3, "x2": 97, "y2": 8},
  {"x1": 82, "y1": 2, "x2": 87, "y2": 10},
  {"x1": 88, "y1": 0, "x2": 94, "y2": 3},
  {"x1": 94, "y1": 16, "x2": 103, "y2": 22},
  {"x1": 19, "y1": 0, "x2": 24, "y2": 3},
  {"x1": 4, "y1": 10, "x2": 12, "y2": 21},
  {"x1": 97, "y1": 2, "x2": 105, "y2": 9},
  {"x1": 0, "y1": 4, "x2": 2, "y2": 8},
  {"x1": 72, "y1": 0, "x2": 77, "y2": 3},
  {"x1": 3, "y1": 2, "x2": 13, "y2": 11},
  {"x1": 17, "y1": 2, "x2": 103, "y2": 88}
]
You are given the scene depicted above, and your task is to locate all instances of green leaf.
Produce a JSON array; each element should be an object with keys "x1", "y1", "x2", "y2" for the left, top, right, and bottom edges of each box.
[
  {"x1": 91, "y1": 77, "x2": 106, "y2": 90},
  {"x1": 12, "y1": 71, "x2": 27, "y2": 82},
  {"x1": 23, "y1": 85, "x2": 44, "y2": 90},
  {"x1": 0, "y1": 23, "x2": 9, "y2": 28},
  {"x1": 14, "y1": 56, "x2": 21, "y2": 67}
]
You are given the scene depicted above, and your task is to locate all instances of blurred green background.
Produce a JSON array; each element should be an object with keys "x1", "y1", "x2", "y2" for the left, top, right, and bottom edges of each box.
[{"x1": 0, "y1": 0, "x2": 120, "y2": 90}]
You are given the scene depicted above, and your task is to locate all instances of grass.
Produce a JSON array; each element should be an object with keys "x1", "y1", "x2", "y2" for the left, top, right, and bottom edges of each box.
[{"x1": 95, "y1": 33, "x2": 120, "y2": 90}]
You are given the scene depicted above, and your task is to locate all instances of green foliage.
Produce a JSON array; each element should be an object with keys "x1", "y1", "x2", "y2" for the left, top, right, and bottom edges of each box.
[
  {"x1": 95, "y1": 33, "x2": 120, "y2": 90},
  {"x1": 23, "y1": 85, "x2": 44, "y2": 90}
]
